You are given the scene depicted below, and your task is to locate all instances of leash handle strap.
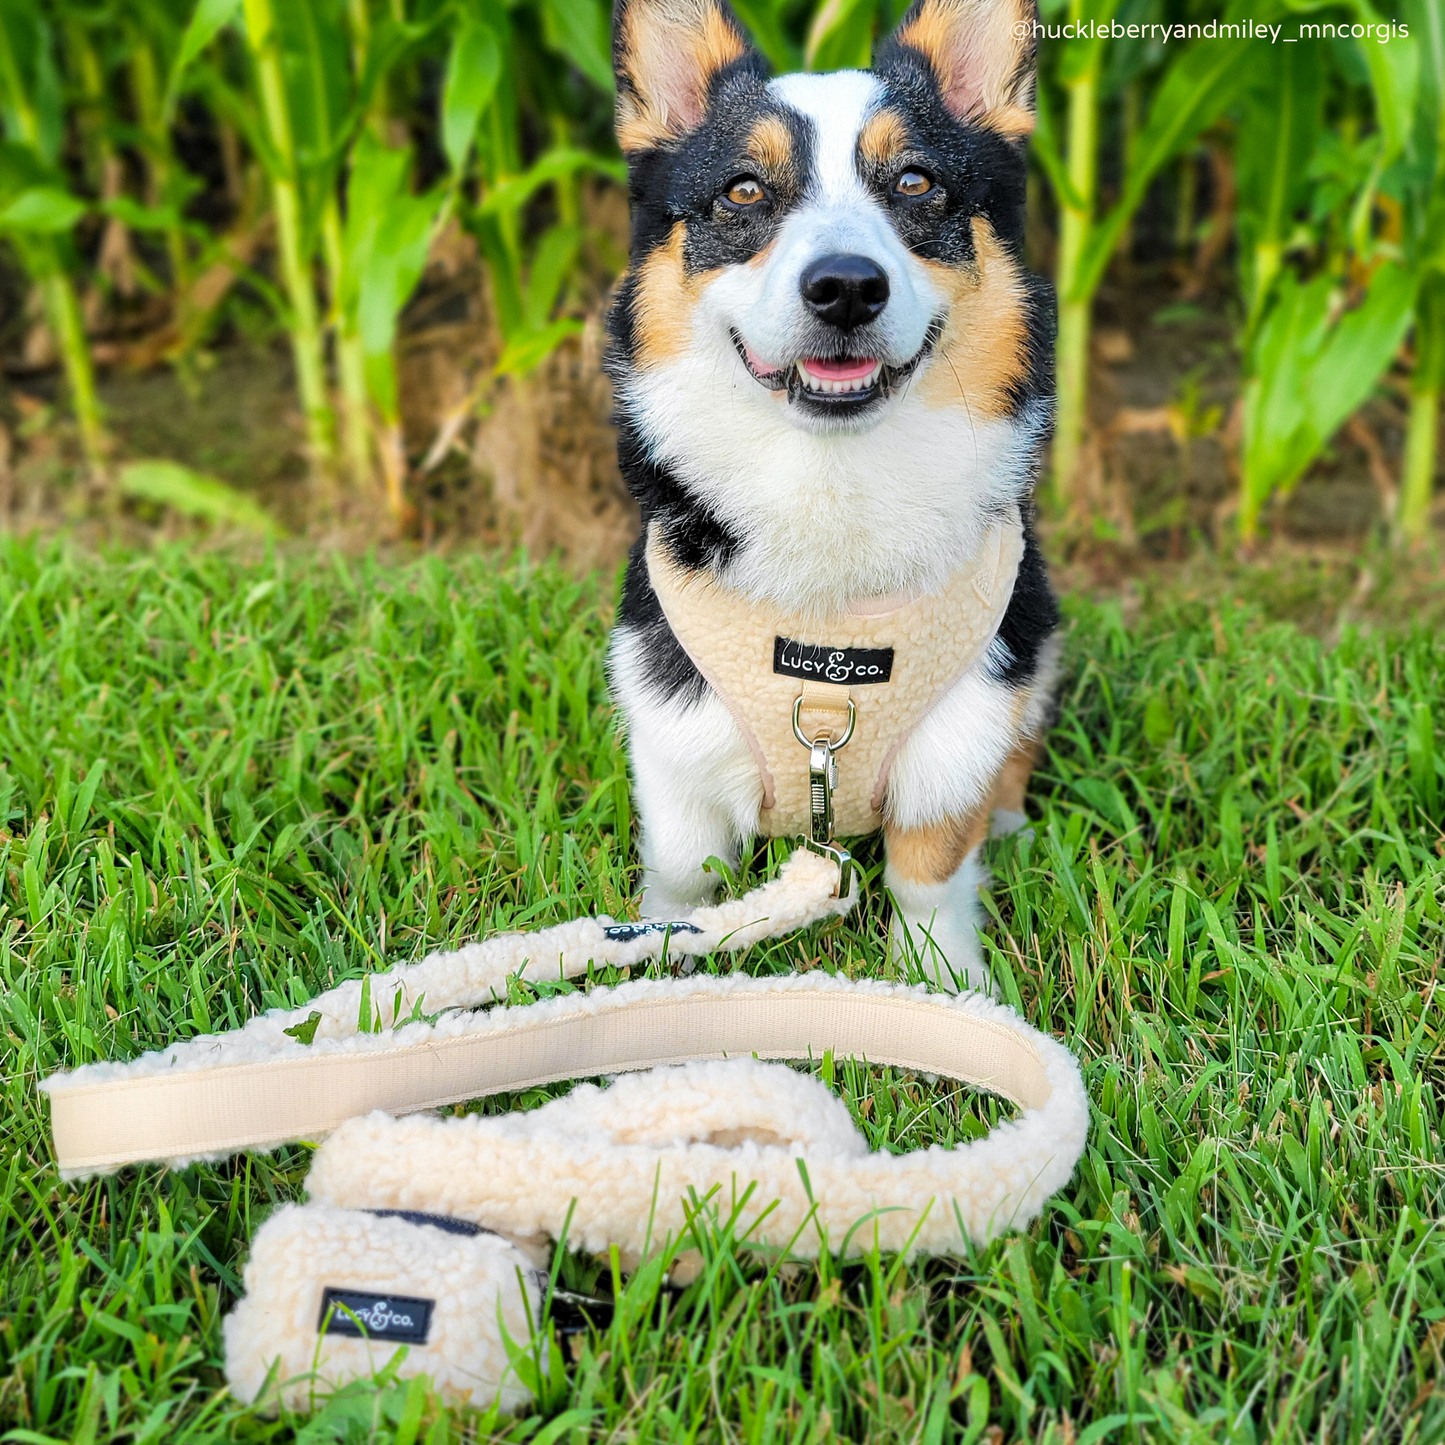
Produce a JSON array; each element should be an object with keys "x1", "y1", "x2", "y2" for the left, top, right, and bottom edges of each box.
[
  {"x1": 41, "y1": 849, "x2": 1086, "y2": 1210},
  {"x1": 45, "y1": 974, "x2": 1071, "y2": 1173}
]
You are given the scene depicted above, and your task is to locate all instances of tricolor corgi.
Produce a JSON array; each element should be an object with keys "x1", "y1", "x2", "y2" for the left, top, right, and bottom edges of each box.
[{"x1": 604, "y1": 0, "x2": 1060, "y2": 989}]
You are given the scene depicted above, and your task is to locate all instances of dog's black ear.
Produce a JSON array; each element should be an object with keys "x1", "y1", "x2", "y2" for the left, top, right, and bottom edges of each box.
[
  {"x1": 613, "y1": 0, "x2": 762, "y2": 154},
  {"x1": 875, "y1": 0, "x2": 1036, "y2": 137}
]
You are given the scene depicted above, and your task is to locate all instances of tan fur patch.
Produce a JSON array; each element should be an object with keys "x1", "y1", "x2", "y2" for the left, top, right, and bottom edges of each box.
[
  {"x1": 896, "y1": 0, "x2": 1034, "y2": 134},
  {"x1": 745, "y1": 115, "x2": 793, "y2": 175},
  {"x1": 857, "y1": 109, "x2": 910, "y2": 170},
  {"x1": 629, "y1": 222, "x2": 716, "y2": 369},
  {"x1": 885, "y1": 806, "x2": 991, "y2": 884},
  {"x1": 985, "y1": 102, "x2": 1035, "y2": 139},
  {"x1": 918, "y1": 217, "x2": 1028, "y2": 420},
  {"x1": 616, "y1": 0, "x2": 749, "y2": 152},
  {"x1": 886, "y1": 730, "x2": 1041, "y2": 884},
  {"x1": 989, "y1": 735, "x2": 1042, "y2": 815}
]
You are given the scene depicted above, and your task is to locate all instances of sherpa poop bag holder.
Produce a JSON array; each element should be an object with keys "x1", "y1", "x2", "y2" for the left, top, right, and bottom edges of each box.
[{"x1": 42, "y1": 849, "x2": 1088, "y2": 1414}]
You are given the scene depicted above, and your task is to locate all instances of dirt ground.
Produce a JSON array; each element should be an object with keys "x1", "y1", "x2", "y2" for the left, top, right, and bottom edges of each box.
[{"x1": 1, "y1": 220, "x2": 1439, "y2": 627}]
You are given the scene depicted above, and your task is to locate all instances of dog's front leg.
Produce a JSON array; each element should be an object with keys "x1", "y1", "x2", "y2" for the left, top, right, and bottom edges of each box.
[
  {"x1": 882, "y1": 643, "x2": 1058, "y2": 992},
  {"x1": 883, "y1": 810, "x2": 993, "y2": 993},
  {"x1": 611, "y1": 632, "x2": 762, "y2": 916}
]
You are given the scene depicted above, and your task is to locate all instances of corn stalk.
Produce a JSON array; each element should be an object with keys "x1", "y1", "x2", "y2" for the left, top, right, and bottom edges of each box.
[
  {"x1": 239, "y1": 0, "x2": 337, "y2": 475},
  {"x1": 1046, "y1": 0, "x2": 1106, "y2": 513},
  {"x1": 1033, "y1": 4, "x2": 1254, "y2": 517},
  {"x1": 1401, "y1": 276, "x2": 1444, "y2": 539},
  {"x1": 0, "y1": 0, "x2": 106, "y2": 477},
  {"x1": 1397, "y1": 0, "x2": 1445, "y2": 543}
]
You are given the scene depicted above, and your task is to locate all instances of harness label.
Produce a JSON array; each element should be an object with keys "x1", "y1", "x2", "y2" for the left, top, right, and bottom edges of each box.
[
  {"x1": 320, "y1": 1288, "x2": 433, "y2": 1343},
  {"x1": 773, "y1": 637, "x2": 894, "y2": 685}
]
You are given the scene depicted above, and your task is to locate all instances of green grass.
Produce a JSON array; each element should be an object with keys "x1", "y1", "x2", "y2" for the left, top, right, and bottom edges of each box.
[{"x1": 1, "y1": 535, "x2": 1444, "y2": 1444}]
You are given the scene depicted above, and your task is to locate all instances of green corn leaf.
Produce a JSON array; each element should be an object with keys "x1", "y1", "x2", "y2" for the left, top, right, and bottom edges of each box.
[
  {"x1": 1069, "y1": 34, "x2": 1258, "y2": 302},
  {"x1": 539, "y1": 0, "x2": 613, "y2": 93},
  {"x1": 524, "y1": 222, "x2": 581, "y2": 334},
  {"x1": 357, "y1": 204, "x2": 444, "y2": 362},
  {"x1": 805, "y1": 0, "x2": 875, "y2": 72},
  {"x1": 1030, "y1": 77, "x2": 1087, "y2": 215},
  {"x1": 0, "y1": 185, "x2": 85, "y2": 233},
  {"x1": 1307, "y1": 262, "x2": 1417, "y2": 434},
  {"x1": 1236, "y1": 44, "x2": 1323, "y2": 331},
  {"x1": 98, "y1": 195, "x2": 192, "y2": 234},
  {"x1": 117, "y1": 461, "x2": 279, "y2": 535},
  {"x1": 342, "y1": 133, "x2": 451, "y2": 420},
  {"x1": 441, "y1": 18, "x2": 501, "y2": 175},
  {"x1": 477, "y1": 146, "x2": 625, "y2": 217},
  {"x1": 494, "y1": 317, "x2": 584, "y2": 377},
  {"x1": 0, "y1": 139, "x2": 48, "y2": 201},
  {"x1": 0, "y1": 0, "x2": 65, "y2": 167},
  {"x1": 728, "y1": 0, "x2": 801, "y2": 73},
  {"x1": 1242, "y1": 263, "x2": 1417, "y2": 505},
  {"x1": 165, "y1": 0, "x2": 244, "y2": 119},
  {"x1": 1410, "y1": 0, "x2": 1444, "y2": 160},
  {"x1": 1052, "y1": 0, "x2": 1125, "y2": 88},
  {"x1": 1350, "y1": 0, "x2": 1420, "y2": 165}
]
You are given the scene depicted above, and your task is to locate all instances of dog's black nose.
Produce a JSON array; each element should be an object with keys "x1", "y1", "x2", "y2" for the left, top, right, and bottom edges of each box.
[{"x1": 800, "y1": 254, "x2": 890, "y2": 330}]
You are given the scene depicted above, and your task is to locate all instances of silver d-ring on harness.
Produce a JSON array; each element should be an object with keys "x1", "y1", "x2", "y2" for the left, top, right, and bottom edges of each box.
[
  {"x1": 791, "y1": 695, "x2": 856, "y2": 751},
  {"x1": 791, "y1": 695, "x2": 857, "y2": 897}
]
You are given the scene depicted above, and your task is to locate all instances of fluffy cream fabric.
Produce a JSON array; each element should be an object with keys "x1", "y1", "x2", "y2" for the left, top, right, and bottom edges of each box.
[
  {"x1": 42, "y1": 848, "x2": 856, "y2": 1176},
  {"x1": 302, "y1": 975, "x2": 1088, "y2": 1260},
  {"x1": 42, "y1": 841, "x2": 1089, "y2": 1416},
  {"x1": 224, "y1": 1205, "x2": 541, "y2": 1414}
]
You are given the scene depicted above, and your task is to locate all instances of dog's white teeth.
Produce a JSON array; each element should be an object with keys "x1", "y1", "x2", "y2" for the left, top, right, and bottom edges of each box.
[{"x1": 795, "y1": 361, "x2": 884, "y2": 395}]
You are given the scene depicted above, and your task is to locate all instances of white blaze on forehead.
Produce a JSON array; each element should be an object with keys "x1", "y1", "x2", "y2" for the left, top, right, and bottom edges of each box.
[{"x1": 766, "y1": 70, "x2": 882, "y2": 201}]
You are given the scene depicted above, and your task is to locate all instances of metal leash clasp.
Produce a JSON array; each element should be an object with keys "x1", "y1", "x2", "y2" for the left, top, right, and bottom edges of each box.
[{"x1": 791, "y1": 695, "x2": 856, "y2": 899}]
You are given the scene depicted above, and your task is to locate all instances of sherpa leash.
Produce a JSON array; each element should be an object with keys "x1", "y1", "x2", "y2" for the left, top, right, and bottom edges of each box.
[{"x1": 41, "y1": 847, "x2": 1089, "y2": 1413}]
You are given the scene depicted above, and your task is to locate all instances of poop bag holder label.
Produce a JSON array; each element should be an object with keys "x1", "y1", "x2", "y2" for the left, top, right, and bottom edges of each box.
[{"x1": 320, "y1": 1289, "x2": 433, "y2": 1344}]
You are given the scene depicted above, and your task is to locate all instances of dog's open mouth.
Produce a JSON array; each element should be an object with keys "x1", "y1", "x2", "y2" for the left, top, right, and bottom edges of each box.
[{"x1": 731, "y1": 324, "x2": 940, "y2": 411}]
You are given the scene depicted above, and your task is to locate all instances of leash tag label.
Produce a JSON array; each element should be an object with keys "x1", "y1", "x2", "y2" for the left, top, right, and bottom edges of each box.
[
  {"x1": 603, "y1": 921, "x2": 702, "y2": 942},
  {"x1": 320, "y1": 1288, "x2": 433, "y2": 1344},
  {"x1": 774, "y1": 637, "x2": 893, "y2": 685}
]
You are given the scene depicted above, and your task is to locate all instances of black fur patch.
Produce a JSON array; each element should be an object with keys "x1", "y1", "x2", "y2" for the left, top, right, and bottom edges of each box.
[
  {"x1": 987, "y1": 510, "x2": 1058, "y2": 688},
  {"x1": 1008, "y1": 269, "x2": 1056, "y2": 417},
  {"x1": 619, "y1": 58, "x2": 807, "y2": 278},
  {"x1": 865, "y1": 46, "x2": 1030, "y2": 261},
  {"x1": 616, "y1": 532, "x2": 709, "y2": 705}
]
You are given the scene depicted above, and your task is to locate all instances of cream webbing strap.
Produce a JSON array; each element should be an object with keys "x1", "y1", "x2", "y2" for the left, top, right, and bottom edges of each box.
[{"x1": 305, "y1": 977, "x2": 1089, "y2": 1258}]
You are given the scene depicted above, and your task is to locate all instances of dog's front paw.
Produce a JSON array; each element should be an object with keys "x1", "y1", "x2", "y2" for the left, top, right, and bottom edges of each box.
[
  {"x1": 888, "y1": 910, "x2": 994, "y2": 996},
  {"x1": 884, "y1": 855, "x2": 995, "y2": 996}
]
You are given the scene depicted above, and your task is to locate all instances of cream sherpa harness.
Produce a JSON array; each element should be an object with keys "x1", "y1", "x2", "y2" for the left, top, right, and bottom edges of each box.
[
  {"x1": 41, "y1": 514, "x2": 1087, "y2": 1418},
  {"x1": 647, "y1": 511, "x2": 1027, "y2": 851}
]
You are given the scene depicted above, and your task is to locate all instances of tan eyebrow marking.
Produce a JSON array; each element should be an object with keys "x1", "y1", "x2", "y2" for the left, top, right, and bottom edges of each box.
[
  {"x1": 745, "y1": 115, "x2": 793, "y2": 174},
  {"x1": 857, "y1": 109, "x2": 910, "y2": 170}
]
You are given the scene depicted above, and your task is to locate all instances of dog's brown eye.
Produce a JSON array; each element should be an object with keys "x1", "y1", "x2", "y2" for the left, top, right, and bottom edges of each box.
[
  {"x1": 726, "y1": 177, "x2": 764, "y2": 206},
  {"x1": 895, "y1": 170, "x2": 932, "y2": 197}
]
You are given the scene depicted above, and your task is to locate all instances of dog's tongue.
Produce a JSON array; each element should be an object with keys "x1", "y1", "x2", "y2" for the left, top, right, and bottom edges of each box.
[{"x1": 800, "y1": 356, "x2": 879, "y2": 381}]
